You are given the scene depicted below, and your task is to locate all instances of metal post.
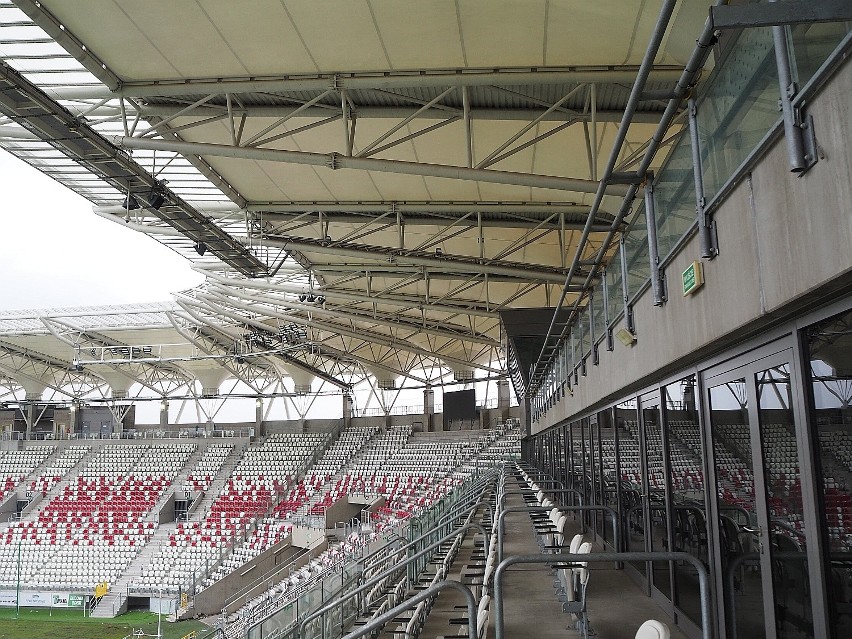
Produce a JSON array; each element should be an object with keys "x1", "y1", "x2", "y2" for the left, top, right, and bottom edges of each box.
[
  {"x1": 644, "y1": 171, "x2": 665, "y2": 306},
  {"x1": 462, "y1": 86, "x2": 473, "y2": 168},
  {"x1": 688, "y1": 98, "x2": 716, "y2": 259},
  {"x1": 619, "y1": 238, "x2": 633, "y2": 332},
  {"x1": 15, "y1": 538, "x2": 20, "y2": 618},
  {"x1": 771, "y1": 1, "x2": 808, "y2": 172}
]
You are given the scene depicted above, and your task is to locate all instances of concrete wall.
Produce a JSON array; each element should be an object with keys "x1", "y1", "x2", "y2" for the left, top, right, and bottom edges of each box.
[
  {"x1": 534, "y1": 54, "x2": 852, "y2": 433},
  {"x1": 156, "y1": 492, "x2": 175, "y2": 525},
  {"x1": 189, "y1": 536, "x2": 328, "y2": 617},
  {"x1": 323, "y1": 497, "x2": 365, "y2": 530}
]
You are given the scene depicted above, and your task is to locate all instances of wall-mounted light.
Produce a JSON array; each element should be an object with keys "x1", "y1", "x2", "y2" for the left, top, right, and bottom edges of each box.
[{"x1": 615, "y1": 327, "x2": 636, "y2": 347}]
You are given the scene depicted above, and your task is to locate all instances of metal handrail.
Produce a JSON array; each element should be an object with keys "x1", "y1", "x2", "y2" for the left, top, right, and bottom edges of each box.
[
  {"x1": 248, "y1": 476, "x2": 495, "y2": 638},
  {"x1": 294, "y1": 522, "x2": 489, "y2": 639},
  {"x1": 497, "y1": 505, "x2": 620, "y2": 563},
  {"x1": 339, "y1": 579, "x2": 476, "y2": 639},
  {"x1": 494, "y1": 552, "x2": 711, "y2": 639},
  {"x1": 498, "y1": 487, "x2": 584, "y2": 512}
]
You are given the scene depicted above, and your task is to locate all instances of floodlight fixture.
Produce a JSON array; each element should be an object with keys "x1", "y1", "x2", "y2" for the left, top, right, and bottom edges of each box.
[
  {"x1": 194, "y1": 242, "x2": 207, "y2": 256},
  {"x1": 123, "y1": 194, "x2": 139, "y2": 210}
]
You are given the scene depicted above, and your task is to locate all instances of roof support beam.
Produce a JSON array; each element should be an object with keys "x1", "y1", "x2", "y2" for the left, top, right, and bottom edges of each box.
[
  {"x1": 710, "y1": 1, "x2": 852, "y2": 29},
  {"x1": 130, "y1": 104, "x2": 658, "y2": 124},
  {"x1": 0, "y1": 61, "x2": 266, "y2": 277},
  {"x1": 250, "y1": 203, "x2": 615, "y2": 229},
  {"x1": 107, "y1": 67, "x2": 685, "y2": 98},
  {"x1": 198, "y1": 268, "x2": 499, "y2": 319},
  {"x1": 206, "y1": 283, "x2": 499, "y2": 347},
  {"x1": 112, "y1": 135, "x2": 631, "y2": 197},
  {"x1": 255, "y1": 235, "x2": 588, "y2": 285},
  {"x1": 174, "y1": 301, "x2": 350, "y2": 389},
  {"x1": 200, "y1": 291, "x2": 502, "y2": 374},
  {"x1": 180, "y1": 297, "x2": 424, "y2": 384}
]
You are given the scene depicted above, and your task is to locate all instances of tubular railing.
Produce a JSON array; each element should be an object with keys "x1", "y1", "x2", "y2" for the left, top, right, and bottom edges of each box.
[{"x1": 494, "y1": 552, "x2": 711, "y2": 639}]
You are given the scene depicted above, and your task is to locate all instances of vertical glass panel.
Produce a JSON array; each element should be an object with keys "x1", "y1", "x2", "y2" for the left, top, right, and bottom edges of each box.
[
  {"x1": 624, "y1": 205, "x2": 650, "y2": 299},
  {"x1": 606, "y1": 259, "x2": 624, "y2": 327},
  {"x1": 590, "y1": 418, "x2": 605, "y2": 539},
  {"x1": 665, "y1": 375, "x2": 708, "y2": 627},
  {"x1": 756, "y1": 363, "x2": 814, "y2": 638},
  {"x1": 591, "y1": 291, "x2": 606, "y2": 349},
  {"x1": 804, "y1": 309, "x2": 852, "y2": 639},
  {"x1": 616, "y1": 398, "x2": 644, "y2": 574},
  {"x1": 710, "y1": 380, "x2": 765, "y2": 638},
  {"x1": 580, "y1": 419, "x2": 592, "y2": 513},
  {"x1": 698, "y1": 27, "x2": 779, "y2": 202},
  {"x1": 654, "y1": 135, "x2": 697, "y2": 261},
  {"x1": 580, "y1": 306, "x2": 591, "y2": 358},
  {"x1": 789, "y1": 21, "x2": 851, "y2": 88},
  {"x1": 598, "y1": 410, "x2": 616, "y2": 547},
  {"x1": 643, "y1": 399, "x2": 671, "y2": 599}
]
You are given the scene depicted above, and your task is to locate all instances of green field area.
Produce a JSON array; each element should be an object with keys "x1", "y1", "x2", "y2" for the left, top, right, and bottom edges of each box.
[{"x1": 0, "y1": 608, "x2": 211, "y2": 639}]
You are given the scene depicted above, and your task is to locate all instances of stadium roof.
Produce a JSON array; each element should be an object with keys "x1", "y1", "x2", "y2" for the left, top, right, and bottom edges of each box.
[{"x1": 0, "y1": 1, "x2": 711, "y2": 402}]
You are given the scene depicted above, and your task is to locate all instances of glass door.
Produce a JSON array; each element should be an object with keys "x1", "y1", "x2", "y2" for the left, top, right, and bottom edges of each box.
[
  {"x1": 640, "y1": 393, "x2": 674, "y2": 604},
  {"x1": 706, "y1": 350, "x2": 814, "y2": 639}
]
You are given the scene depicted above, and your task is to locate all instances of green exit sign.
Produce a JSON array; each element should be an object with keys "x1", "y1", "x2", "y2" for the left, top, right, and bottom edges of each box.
[{"x1": 682, "y1": 261, "x2": 704, "y2": 296}]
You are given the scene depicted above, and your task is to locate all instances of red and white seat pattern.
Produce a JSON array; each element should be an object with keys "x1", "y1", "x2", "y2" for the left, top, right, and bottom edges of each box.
[
  {"x1": 0, "y1": 443, "x2": 193, "y2": 590},
  {"x1": 27, "y1": 445, "x2": 90, "y2": 495},
  {"x1": 0, "y1": 445, "x2": 56, "y2": 501}
]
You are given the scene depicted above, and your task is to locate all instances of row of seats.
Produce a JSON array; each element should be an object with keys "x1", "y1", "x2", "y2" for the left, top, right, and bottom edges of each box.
[
  {"x1": 0, "y1": 442, "x2": 193, "y2": 590},
  {"x1": 517, "y1": 464, "x2": 671, "y2": 639}
]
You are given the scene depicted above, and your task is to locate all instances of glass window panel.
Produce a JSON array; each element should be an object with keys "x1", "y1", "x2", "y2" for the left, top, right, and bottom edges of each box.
[
  {"x1": 616, "y1": 399, "x2": 644, "y2": 573},
  {"x1": 624, "y1": 205, "x2": 650, "y2": 299},
  {"x1": 665, "y1": 375, "x2": 708, "y2": 627},
  {"x1": 642, "y1": 398, "x2": 671, "y2": 599},
  {"x1": 698, "y1": 27, "x2": 779, "y2": 202},
  {"x1": 598, "y1": 409, "x2": 617, "y2": 547},
  {"x1": 579, "y1": 306, "x2": 591, "y2": 358},
  {"x1": 756, "y1": 363, "x2": 814, "y2": 639},
  {"x1": 710, "y1": 379, "x2": 765, "y2": 639},
  {"x1": 653, "y1": 134, "x2": 697, "y2": 261},
  {"x1": 592, "y1": 290, "x2": 606, "y2": 346},
  {"x1": 804, "y1": 309, "x2": 852, "y2": 639},
  {"x1": 789, "y1": 21, "x2": 851, "y2": 88},
  {"x1": 606, "y1": 260, "x2": 624, "y2": 327}
]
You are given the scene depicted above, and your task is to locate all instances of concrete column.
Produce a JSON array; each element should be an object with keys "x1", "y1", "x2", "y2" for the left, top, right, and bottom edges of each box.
[
  {"x1": 342, "y1": 394, "x2": 353, "y2": 429},
  {"x1": 70, "y1": 402, "x2": 81, "y2": 437},
  {"x1": 25, "y1": 402, "x2": 36, "y2": 440},
  {"x1": 520, "y1": 395, "x2": 532, "y2": 437},
  {"x1": 255, "y1": 397, "x2": 264, "y2": 437},
  {"x1": 423, "y1": 386, "x2": 434, "y2": 431},
  {"x1": 497, "y1": 379, "x2": 510, "y2": 409},
  {"x1": 160, "y1": 399, "x2": 169, "y2": 429}
]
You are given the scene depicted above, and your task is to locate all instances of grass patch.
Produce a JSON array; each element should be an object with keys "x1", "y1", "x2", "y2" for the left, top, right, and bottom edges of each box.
[{"x1": 0, "y1": 608, "x2": 210, "y2": 639}]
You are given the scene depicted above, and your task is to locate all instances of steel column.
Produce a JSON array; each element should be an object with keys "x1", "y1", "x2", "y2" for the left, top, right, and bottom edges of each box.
[
  {"x1": 688, "y1": 98, "x2": 716, "y2": 258},
  {"x1": 644, "y1": 172, "x2": 666, "y2": 306}
]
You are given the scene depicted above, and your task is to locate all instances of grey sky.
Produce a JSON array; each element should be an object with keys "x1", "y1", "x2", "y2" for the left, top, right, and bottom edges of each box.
[{"x1": 0, "y1": 150, "x2": 203, "y2": 312}]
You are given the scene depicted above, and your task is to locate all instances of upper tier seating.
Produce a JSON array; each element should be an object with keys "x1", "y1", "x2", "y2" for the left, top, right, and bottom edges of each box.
[{"x1": 0, "y1": 445, "x2": 56, "y2": 501}]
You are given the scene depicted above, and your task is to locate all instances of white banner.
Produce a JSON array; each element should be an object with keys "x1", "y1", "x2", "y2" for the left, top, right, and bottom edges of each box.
[
  {"x1": 0, "y1": 591, "x2": 84, "y2": 608},
  {"x1": 21, "y1": 591, "x2": 50, "y2": 607}
]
